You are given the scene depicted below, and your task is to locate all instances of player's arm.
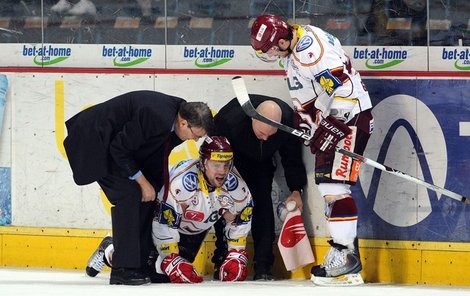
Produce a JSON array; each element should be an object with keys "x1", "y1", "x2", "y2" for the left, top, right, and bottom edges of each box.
[
  {"x1": 303, "y1": 58, "x2": 355, "y2": 154},
  {"x1": 152, "y1": 178, "x2": 202, "y2": 283},
  {"x1": 218, "y1": 175, "x2": 253, "y2": 281}
]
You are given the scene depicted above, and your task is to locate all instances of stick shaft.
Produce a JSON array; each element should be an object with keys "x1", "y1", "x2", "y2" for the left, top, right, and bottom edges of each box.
[{"x1": 231, "y1": 76, "x2": 469, "y2": 204}]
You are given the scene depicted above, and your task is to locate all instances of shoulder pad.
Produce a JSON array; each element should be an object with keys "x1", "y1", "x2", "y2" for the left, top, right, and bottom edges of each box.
[
  {"x1": 168, "y1": 160, "x2": 199, "y2": 200},
  {"x1": 224, "y1": 171, "x2": 250, "y2": 203}
]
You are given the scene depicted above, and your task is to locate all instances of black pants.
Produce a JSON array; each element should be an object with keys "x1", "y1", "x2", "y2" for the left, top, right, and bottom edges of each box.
[
  {"x1": 214, "y1": 158, "x2": 275, "y2": 271},
  {"x1": 98, "y1": 173, "x2": 156, "y2": 270}
]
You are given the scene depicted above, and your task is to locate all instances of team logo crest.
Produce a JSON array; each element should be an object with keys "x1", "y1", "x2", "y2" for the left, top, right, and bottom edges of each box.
[
  {"x1": 182, "y1": 172, "x2": 198, "y2": 191},
  {"x1": 315, "y1": 69, "x2": 342, "y2": 95},
  {"x1": 237, "y1": 206, "x2": 253, "y2": 223},
  {"x1": 163, "y1": 209, "x2": 176, "y2": 226},
  {"x1": 224, "y1": 172, "x2": 238, "y2": 191},
  {"x1": 296, "y1": 36, "x2": 313, "y2": 52}
]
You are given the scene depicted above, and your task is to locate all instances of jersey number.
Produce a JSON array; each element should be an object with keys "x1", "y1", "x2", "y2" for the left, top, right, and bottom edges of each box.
[{"x1": 287, "y1": 76, "x2": 303, "y2": 91}]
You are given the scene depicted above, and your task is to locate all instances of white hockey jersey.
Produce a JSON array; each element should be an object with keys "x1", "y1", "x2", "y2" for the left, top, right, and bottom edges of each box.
[
  {"x1": 152, "y1": 159, "x2": 253, "y2": 254},
  {"x1": 283, "y1": 24, "x2": 372, "y2": 128}
]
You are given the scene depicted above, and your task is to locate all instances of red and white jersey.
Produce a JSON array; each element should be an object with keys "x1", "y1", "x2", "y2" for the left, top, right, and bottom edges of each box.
[
  {"x1": 152, "y1": 159, "x2": 253, "y2": 252},
  {"x1": 283, "y1": 24, "x2": 372, "y2": 129}
]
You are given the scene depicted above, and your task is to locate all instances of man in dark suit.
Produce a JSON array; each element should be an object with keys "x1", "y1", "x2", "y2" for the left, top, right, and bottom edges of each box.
[
  {"x1": 63, "y1": 90, "x2": 213, "y2": 285},
  {"x1": 212, "y1": 94, "x2": 307, "y2": 280}
]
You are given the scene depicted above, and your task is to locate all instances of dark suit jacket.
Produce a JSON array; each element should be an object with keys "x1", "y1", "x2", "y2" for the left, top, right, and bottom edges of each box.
[
  {"x1": 64, "y1": 90, "x2": 184, "y2": 186},
  {"x1": 214, "y1": 94, "x2": 307, "y2": 192}
]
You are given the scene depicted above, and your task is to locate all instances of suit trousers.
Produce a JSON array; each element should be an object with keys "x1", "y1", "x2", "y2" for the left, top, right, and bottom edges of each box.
[
  {"x1": 235, "y1": 159, "x2": 275, "y2": 271},
  {"x1": 98, "y1": 173, "x2": 156, "y2": 270}
]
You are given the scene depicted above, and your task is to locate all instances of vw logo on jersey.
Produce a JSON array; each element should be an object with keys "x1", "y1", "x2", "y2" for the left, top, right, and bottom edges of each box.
[
  {"x1": 224, "y1": 172, "x2": 238, "y2": 191},
  {"x1": 359, "y1": 94, "x2": 447, "y2": 227},
  {"x1": 182, "y1": 172, "x2": 198, "y2": 192},
  {"x1": 296, "y1": 36, "x2": 313, "y2": 52}
]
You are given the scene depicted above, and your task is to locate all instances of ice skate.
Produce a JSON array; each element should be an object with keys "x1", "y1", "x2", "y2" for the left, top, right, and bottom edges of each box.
[
  {"x1": 311, "y1": 240, "x2": 363, "y2": 286},
  {"x1": 86, "y1": 235, "x2": 112, "y2": 277}
]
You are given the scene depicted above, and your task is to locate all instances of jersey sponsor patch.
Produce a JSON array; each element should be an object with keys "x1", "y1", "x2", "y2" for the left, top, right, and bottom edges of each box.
[
  {"x1": 182, "y1": 172, "x2": 198, "y2": 192},
  {"x1": 314, "y1": 69, "x2": 343, "y2": 95},
  {"x1": 224, "y1": 172, "x2": 238, "y2": 191},
  {"x1": 296, "y1": 36, "x2": 313, "y2": 52},
  {"x1": 184, "y1": 210, "x2": 204, "y2": 222},
  {"x1": 332, "y1": 127, "x2": 357, "y2": 182}
]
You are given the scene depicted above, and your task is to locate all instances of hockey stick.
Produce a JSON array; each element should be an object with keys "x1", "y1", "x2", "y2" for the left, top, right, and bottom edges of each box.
[{"x1": 231, "y1": 76, "x2": 470, "y2": 204}]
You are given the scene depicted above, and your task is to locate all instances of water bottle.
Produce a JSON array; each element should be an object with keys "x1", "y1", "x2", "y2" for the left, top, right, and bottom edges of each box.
[{"x1": 276, "y1": 200, "x2": 296, "y2": 222}]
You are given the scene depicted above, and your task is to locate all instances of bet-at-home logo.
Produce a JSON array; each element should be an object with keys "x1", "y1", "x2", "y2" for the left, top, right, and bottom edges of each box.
[
  {"x1": 183, "y1": 46, "x2": 234, "y2": 68},
  {"x1": 441, "y1": 48, "x2": 470, "y2": 70},
  {"x1": 102, "y1": 45, "x2": 152, "y2": 67},
  {"x1": 353, "y1": 48, "x2": 408, "y2": 69},
  {"x1": 22, "y1": 45, "x2": 71, "y2": 66}
]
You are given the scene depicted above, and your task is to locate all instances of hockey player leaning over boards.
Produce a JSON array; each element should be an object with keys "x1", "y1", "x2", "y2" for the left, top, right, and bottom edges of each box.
[
  {"x1": 250, "y1": 15, "x2": 374, "y2": 286},
  {"x1": 85, "y1": 136, "x2": 253, "y2": 283}
]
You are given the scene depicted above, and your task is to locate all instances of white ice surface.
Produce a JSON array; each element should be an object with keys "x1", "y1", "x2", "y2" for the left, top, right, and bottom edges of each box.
[{"x1": 1, "y1": 268, "x2": 470, "y2": 296}]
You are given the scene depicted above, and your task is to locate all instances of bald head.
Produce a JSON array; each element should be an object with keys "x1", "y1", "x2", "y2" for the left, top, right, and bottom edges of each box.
[
  {"x1": 257, "y1": 100, "x2": 282, "y2": 121},
  {"x1": 252, "y1": 100, "x2": 282, "y2": 141}
]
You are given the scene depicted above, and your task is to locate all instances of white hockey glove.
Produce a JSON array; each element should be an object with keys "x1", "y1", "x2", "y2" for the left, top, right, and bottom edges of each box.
[
  {"x1": 161, "y1": 253, "x2": 203, "y2": 283},
  {"x1": 219, "y1": 249, "x2": 248, "y2": 282},
  {"x1": 311, "y1": 115, "x2": 351, "y2": 154}
]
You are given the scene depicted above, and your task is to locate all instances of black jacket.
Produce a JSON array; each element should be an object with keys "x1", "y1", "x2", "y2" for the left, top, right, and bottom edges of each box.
[
  {"x1": 64, "y1": 90, "x2": 183, "y2": 186},
  {"x1": 214, "y1": 94, "x2": 307, "y2": 192}
]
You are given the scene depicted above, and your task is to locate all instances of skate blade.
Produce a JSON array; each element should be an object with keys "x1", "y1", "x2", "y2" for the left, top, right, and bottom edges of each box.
[{"x1": 311, "y1": 273, "x2": 364, "y2": 286}]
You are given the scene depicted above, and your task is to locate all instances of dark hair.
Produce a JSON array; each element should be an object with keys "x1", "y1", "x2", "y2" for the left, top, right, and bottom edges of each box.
[{"x1": 179, "y1": 101, "x2": 214, "y2": 134}]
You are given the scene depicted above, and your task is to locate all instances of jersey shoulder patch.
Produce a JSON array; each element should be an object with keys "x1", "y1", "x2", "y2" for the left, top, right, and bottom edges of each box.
[
  {"x1": 295, "y1": 35, "x2": 313, "y2": 52},
  {"x1": 224, "y1": 172, "x2": 239, "y2": 191},
  {"x1": 169, "y1": 160, "x2": 199, "y2": 192},
  {"x1": 181, "y1": 171, "x2": 198, "y2": 192}
]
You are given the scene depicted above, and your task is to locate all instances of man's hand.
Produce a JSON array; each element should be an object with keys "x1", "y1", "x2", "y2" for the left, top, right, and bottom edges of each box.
[
  {"x1": 161, "y1": 253, "x2": 203, "y2": 284},
  {"x1": 286, "y1": 190, "x2": 303, "y2": 212},
  {"x1": 219, "y1": 249, "x2": 248, "y2": 281},
  {"x1": 310, "y1": 115, "x2": 351, "y2": 154},
  {"x1": 135, "y1": 174, "x2": 156, "y2": 202}
]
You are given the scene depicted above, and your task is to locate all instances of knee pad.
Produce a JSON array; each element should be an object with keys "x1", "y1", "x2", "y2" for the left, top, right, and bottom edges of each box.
[{"x1": 324, "y1": 196, "x2": 358, "y2": 221}]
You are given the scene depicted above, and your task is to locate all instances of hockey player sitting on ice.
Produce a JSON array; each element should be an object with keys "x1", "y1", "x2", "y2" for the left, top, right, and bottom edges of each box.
[
  {"x1": 85, "y1": 136, "x2": 253, "y2": 284},
  {"x1": 250, "y1": 15, "x2": 374, "y2": 286}
]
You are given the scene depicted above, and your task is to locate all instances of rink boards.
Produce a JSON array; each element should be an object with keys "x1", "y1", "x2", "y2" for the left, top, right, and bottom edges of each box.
[{"x1": 0, "y1": 71, "x2": 469, "y2": 285}]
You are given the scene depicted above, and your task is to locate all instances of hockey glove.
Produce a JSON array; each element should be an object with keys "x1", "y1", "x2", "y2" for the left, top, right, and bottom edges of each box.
[
  {"x1": 311, "y1": 115, "x2": 351, "y2": 154},
  {"x1": 219, "y1": 249, "x2": 248, "y2": 282},
  {"x1": 161, "y1": 253, "x2": 203, "y2": 284}
]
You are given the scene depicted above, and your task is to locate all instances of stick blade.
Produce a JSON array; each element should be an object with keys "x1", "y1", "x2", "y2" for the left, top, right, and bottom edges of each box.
[{"x1": 231, "y1": 76, "x2": 251, "y2": 106}]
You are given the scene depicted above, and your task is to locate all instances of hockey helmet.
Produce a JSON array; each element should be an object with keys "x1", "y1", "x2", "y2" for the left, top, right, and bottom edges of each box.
[
  {"x1": 199, "y1": 136, "x2": 233, "y2": 162},
  {"x1": 250, "y1": 14, "x2": 290, "y2": 53}
]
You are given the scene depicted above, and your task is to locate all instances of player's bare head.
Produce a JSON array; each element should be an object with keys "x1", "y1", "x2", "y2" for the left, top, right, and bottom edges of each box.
[
  {"x1": 199, "y1": 136, "x2": 233, "y2": 188},
  {"x1": 252, "y1": 100, "x2": 281, "y2": 141}
]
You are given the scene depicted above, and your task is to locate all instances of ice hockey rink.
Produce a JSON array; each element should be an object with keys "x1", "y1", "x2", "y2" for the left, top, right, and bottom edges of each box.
[{"x1": 1, "y1": 268, "x2": 470, "y2": 296}]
